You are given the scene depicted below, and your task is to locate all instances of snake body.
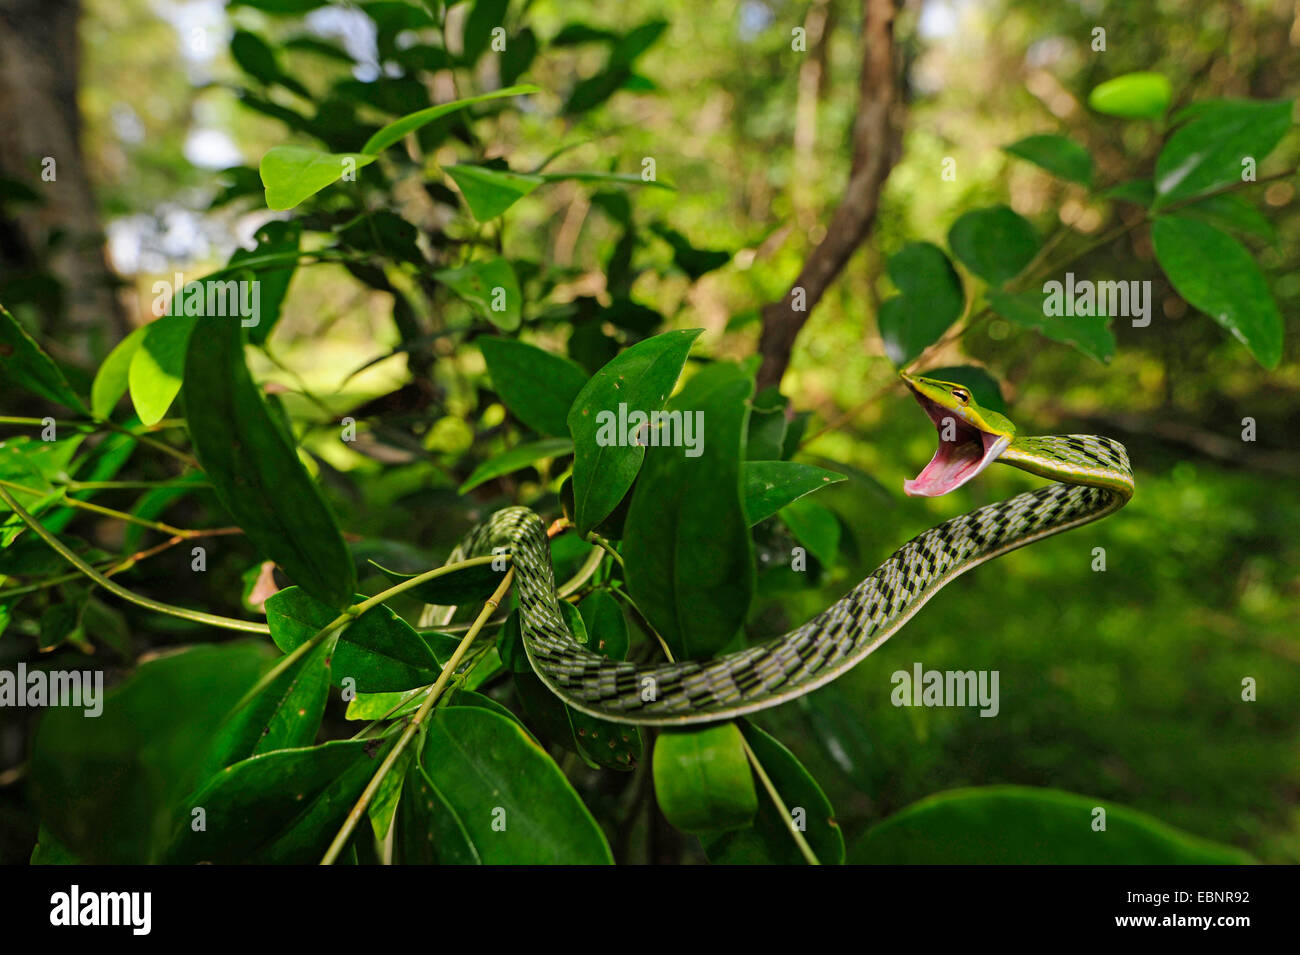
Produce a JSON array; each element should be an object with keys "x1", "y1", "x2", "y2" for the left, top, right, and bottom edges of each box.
[{"x1": 455, "y1": 380, "x2": 1133, "y2": 726}]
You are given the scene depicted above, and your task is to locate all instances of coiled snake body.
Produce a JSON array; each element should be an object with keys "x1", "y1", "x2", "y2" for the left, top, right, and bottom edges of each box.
[{"x1": 455, "y1": 374, "x2": 1134, "y2": 726}]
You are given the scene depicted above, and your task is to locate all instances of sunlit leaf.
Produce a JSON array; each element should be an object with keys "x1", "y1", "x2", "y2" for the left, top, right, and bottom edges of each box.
[
  {"x1": 1087, "y1": 71, "x2": 1172, "y2": 118},
  {"x1": 360, "y1": 84, "x2": 541, "y2": 154},
  {"x1": 259, "y1": 146, "x2": 377, "y2": 211}
]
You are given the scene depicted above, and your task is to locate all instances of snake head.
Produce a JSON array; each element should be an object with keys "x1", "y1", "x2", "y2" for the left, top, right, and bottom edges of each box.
[{"x1": 899, "y1": 372, "x2": 1016, "y2": 497}]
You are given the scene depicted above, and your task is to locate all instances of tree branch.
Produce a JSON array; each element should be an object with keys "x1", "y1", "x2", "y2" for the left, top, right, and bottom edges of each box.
[{"x1": 756, "y1": 0, "x2": 902, "y2": 391}]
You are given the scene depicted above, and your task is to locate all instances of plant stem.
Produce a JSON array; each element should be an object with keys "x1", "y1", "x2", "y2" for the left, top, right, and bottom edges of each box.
[
  {"x1": 66, "y1": 480, "x2": 210, "y2": 491},
  {"x1": 0, "y1": 478, "x2": 190, "y2": 536},
  {"x1": 99, "y1": 418, "x2": 200, "y2": 469},
  {"x1": 741, "y1": 735, "x2": 820, "y2": 866},
  {"x1": 347, "y1": 553, "x2": 508, "y2": 619},
  {"x1": 0, "y1": 483, "x2": 270, "y2": 635},
  {"x1": 558, "y1": 543, "x2": 607, "y2": 598},
  {"x1": 585, "y1": 532, "x2": 625, "y2": 569},
  {"x1": 320, "y1": 568, "x2": 516, "y2": 865},
  {"x1": 0, "y1": 526, "x2": 240, "y2": 600}
]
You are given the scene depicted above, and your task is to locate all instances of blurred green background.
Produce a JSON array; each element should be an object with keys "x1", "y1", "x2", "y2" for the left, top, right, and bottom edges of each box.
[{"x1": 0, "y1": 0, "x2": 1297, "y2": 863}]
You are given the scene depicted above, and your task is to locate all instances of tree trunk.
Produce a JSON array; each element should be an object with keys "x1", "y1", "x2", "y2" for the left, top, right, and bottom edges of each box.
[{"x1": 0, "y1": 0, "x2": 125, "y2": 363}]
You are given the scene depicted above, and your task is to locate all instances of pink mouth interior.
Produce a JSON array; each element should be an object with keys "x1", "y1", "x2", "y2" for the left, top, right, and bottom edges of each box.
[{"x1": 904, "y1": 390, "x2": 1008, "y2": 497}]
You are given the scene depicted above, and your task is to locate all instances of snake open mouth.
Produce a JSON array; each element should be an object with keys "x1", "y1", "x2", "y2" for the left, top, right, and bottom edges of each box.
[{"x1": 903, "y1": 386, "x2": 1010, "y2": 498}]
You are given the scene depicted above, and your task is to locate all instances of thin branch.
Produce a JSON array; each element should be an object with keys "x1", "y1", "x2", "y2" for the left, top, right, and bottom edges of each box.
[
  {"x1": 0, "y1": 483, "x2": 269, "y2": 634},
  {"x1": 756, "y1": 0, "x2": 901, "y2": 390},
  {"x1": 321, "y1": 568, "x2": 516, "y2": 865}
]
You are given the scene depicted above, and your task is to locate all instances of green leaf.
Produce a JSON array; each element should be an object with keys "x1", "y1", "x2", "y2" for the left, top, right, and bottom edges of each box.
[
  {"x1": 653, "y1": 724, "x2": 758, "y2": 834},
  {"x1": 848, "y1": 785, "x2": 1254, "y2": 864},
  {"x1": 1003, "y1": 133, "x2": 1092, "y2": 186},
  {"x1": 702, "y1": 722, "x2": 845, "y2": 864},
  {"x1": 623, "y1": 362, "x2": 755, "y2": 660},
  {"x1": 745, "y1": 388, "x2": 788, "y2": 461},
  {"x1": 128, "y1": 314, "x2": 194, "y2": 426},
  {"x1": 167, "y1": 738, "x2": 391, "y2": 864},
  {"x1": 479, "y1": 337, "x2": 589, "y2": 436},
  {"x1": 29, "y1": 642, "x2": 272, "y2": 863},
  {"x1": 462, "y1": 0, "x2": 510, "y2": 64},
  {"x1": 200, "y1": 629, "x2": 338, "y2": 775},
  {"x1": 183, "y1": 314, "x2": 355, "y2": 607},
  {"x1": 368, "y1": 749, "x2": 410, "y2": 842},
  {"x1": 445, "y1": 164, "x2": 544, "y2": 220},
  {"x1": 1087, "y1": 71, "x2": 1172, "y2": 118},
  {"x1": 459, "y1": 437, "x2": 574, "y2": 493},
  {"x1": 416, "y1": 707, "x2": 614, "y2": 863},
  {"x1": 651, "y1": 224, "x2": 731, "y2": 279},
  {"x1": 1101, "y1": 178, "x2": 1155, "y2": 206},
  {"x1": 577, "y1": 590, "x2": 629, "y2": 660},
  {"x1": 500, "y1": 27, "x2": 538, "y2": 86},
  {"x1": 0, "y1": 306, "x2": 87, "y2": 413},
  {"x1": 742, "y1": 460, "x2": 845, "y2": 526},
  {"x1": 1153, "y1": 99, "x2": 1293, "y2": 208},
  {"x1": 1179, "y1": 192, "x2": 1276, "y2": 243},
  {"x1": 947, "y1": 205, "x2": 1038, "y2": 286},
  {"x1": 798, "y1": 686, "x2": 880, "y2": 795},
  {"x1": 229, "y1": 220, "x2": 302, "y2": 344},
  {"x1": 567, "y1": 329, "x2": 700, "y2": 535},
  {"x1": 988, "y1": 290, "x2": 1116, "y2": 363},
  {"x1": 345, "y1": 687, "x2": 426, "y2": 721},
  {"x1": 434, "y1": 256, "x2": 522, "y2": 330},
  {"x1": 91, "y1": 325, "x2": 147, "y2": 419},
  {"x1": 1151, "y1": 214, "x2": 1282, "y2": 368},
  {"x1": 360, "y1": 84, "x2": 541, "y2": 154},
  {"x1": 780, "y1": 497, "x2": 840, "y2": 567},
  {"x1": 266, "y1": 586, "x2": 441, "y2": 693},
  {"x1": 259, "y1": 146, "x2": 377, "y2": 211},
  {"x1": 400, "y1": 760, "x2": 481, "y2": 864},
  {"x1": 920, "y1": 365, "x2": 1006, "y2": 413},
  {"x1": 877, "y1": 241, "x2": 964, "y2": 365},
  {"x1": 231, "y1": 29, "x2": 309, "y2": 96}
]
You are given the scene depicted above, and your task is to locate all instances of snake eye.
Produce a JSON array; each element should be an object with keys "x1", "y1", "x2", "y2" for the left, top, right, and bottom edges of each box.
[{"x1": 951, "y1": 388, "x2": 971, "y2": 404}]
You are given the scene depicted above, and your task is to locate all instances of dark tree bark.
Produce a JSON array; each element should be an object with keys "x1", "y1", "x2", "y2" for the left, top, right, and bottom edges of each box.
[
  {"x1": 756, "y1": 0, "x2": 903, "y2": 391},
  {"x1": 0, "y1": 0, "x2": 125, "y2": 362}
]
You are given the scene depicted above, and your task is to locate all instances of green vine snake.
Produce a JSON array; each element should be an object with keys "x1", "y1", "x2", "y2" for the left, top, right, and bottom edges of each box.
[{"x1": 454, "y1": 371, "x2": 1134, "y2": 726}]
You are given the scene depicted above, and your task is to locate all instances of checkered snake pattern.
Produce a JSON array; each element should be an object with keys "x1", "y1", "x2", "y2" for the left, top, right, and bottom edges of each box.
[{"x1": 454, "y1": 434, "x2": 1133, "y2": 725}]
